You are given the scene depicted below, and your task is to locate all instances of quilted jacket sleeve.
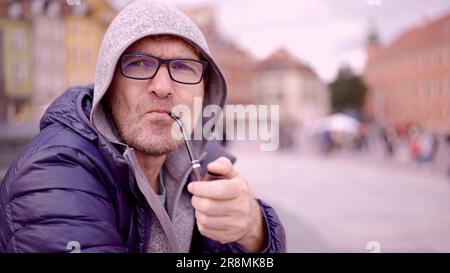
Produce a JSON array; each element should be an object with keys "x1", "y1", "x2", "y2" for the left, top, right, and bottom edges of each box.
[
  {"x1": 200, "y1": 198, "x2": 287, "y2": 253},
  {"x1": 0, "y1": 146, "x2": 125, "y2": 253}
]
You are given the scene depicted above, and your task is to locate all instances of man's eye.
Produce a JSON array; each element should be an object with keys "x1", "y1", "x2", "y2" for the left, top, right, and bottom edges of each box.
[
  {"x1": 130, "y1": 60, "x2": 147, "y2": 67},
  {"x1": 171, "y1": 62, "x2": 193, "y2": 71}
]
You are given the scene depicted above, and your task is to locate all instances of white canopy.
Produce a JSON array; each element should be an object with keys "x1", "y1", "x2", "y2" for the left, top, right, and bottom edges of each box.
[{"x1": 304, "y1": 113, "x2": 361, "y2": 134}]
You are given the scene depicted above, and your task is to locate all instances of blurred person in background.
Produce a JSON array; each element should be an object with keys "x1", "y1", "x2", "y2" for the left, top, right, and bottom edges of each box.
[
  {"x1": 381, "y1": 126, "x2": 396, "y2": 157},
  {"x1": 0, "y1": 0, "x2": 285, "y2": 253}
]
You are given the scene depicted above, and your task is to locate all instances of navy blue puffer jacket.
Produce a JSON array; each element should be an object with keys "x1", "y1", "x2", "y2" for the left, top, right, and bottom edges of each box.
[{"x1": 0, "y1": 86, "x2": 286, "y2": 253}]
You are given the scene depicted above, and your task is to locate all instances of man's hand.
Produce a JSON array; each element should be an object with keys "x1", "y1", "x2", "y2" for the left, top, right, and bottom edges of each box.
[{"x1": 187, "y1": 157, "x2": 267, "y2": 252}]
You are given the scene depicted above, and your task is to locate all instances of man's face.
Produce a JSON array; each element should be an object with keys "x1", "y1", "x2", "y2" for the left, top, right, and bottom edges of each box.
[{"x1": 105, "y1": 36, "x2": 205, "y2": 155}]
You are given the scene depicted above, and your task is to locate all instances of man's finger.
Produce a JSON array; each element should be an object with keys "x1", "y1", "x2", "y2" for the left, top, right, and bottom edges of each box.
[
  {"x1": 188, "y1": 178, "x2": 242, "y2": 200},
  {"x1": 191, "y1": 195, "x2": 233, "y2": 216},
  {"x1": 195, "y1": 210, "x2": 230, "y2": 230},
  {"x1": 206, "y1": 157, "x2": 237, "y2": 179}
]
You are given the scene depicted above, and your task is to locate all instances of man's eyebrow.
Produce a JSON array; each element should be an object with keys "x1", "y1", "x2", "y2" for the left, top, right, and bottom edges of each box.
[{"x1": 123, "y1": 51, "x2": 201, "y2": 60}]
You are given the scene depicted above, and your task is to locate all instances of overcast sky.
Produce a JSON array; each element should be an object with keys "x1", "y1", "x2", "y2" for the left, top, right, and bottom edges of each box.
[{"x1": 111, "y1": 0, "x2": 450, "y2": 82}]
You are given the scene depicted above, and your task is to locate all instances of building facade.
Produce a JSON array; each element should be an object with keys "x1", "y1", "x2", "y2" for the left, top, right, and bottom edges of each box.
[
  {"x1": 182, "y1": 6, "x2": 256, "y2": 105},
  {"x1": 0, "y1": 0, "x2": 115, "y2": 123},
  {"x1": 254, "y1": 48, "x2": 330, "y2": 127},
  {"x1": 31, "y1": 0, "x2": 65, "y2": 117},
  {"x1": 64, "y1": 0, "x2": 115, "y2": 88},
  {"x1": 364, "y1": 13, "x2": 450, "y2": 134},
  {"x1": 0, "y1": 18, "x2": 33, "y2": 123}
]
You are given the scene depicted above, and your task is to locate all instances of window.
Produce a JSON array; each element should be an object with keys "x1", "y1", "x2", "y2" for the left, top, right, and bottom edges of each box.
[
  {"x1": 435, "y1": 106, "x2": 441, "y2": 120},
  {"x1": 433, "y1": 48, "x2": 441, "y2": 66},
  {"x1": 70, "y1": 49, "x2": 78, "y2": 63},
  {"x1": 85, "y1": 51, "x2": 92, "y2": 63},
  {"x1": 12, "y1": 29, "x2": 25, "y2": 50},
  {"x1": 434, "y1": 80, "x2": 441, "y2": 96},
  {"x1": 423, "y1": 80, "x2": 430, "y2": 97},
  {"x1": 13, "y1": 62, "x2": 25, "y2": 85},
  {"x1": 422, "y1": 51, "x2": 429, "y2": 68}
]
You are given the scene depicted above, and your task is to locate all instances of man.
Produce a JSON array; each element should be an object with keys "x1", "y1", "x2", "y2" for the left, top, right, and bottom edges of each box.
[{"x1": 0, "y1": 0, "x2": 285, "y2": 253}]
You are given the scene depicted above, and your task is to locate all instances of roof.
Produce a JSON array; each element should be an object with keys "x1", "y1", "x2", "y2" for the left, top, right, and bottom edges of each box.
[
  {"x1": 257, "y1": 48, "x2": 318, "y2": 77},
  {"x1": 370, "y1": 12, "x2": 450, "y2": 60}
]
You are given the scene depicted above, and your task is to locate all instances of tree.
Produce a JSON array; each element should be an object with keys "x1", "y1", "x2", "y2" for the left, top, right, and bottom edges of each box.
[{"x1": 329, "y1": 66, "x2": 367, "y2": 113}]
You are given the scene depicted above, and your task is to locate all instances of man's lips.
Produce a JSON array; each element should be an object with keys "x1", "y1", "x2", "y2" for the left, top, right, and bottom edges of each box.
[
  {"x1": 148, "y1": 109, "x2": 171, "y2": 114},
  {"x1": 145, "y1": 109, "x2": 172, "y2": 120}
]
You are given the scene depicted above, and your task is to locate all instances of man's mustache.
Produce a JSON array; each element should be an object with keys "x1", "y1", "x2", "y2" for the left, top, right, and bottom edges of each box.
[{"x1": 137, "y1": 99, "x2": 177, "y2": 115}]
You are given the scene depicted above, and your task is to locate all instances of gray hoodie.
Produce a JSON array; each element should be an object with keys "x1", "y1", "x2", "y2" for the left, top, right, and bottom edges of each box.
[{"x1": 90, "y1": 0, "x2": 228, "y2": 253}]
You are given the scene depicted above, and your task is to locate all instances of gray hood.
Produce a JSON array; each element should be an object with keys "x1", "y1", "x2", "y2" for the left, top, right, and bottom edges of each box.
[
  {"x1": 90, "y1": 0, "x2": 227, "y2": 145},
  {"x1": 89, "y1": 0, "x2": 229, "y2": 253}
]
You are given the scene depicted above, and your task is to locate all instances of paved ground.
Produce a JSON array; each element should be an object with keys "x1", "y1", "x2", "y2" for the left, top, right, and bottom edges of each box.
[
  {"x1": 228, "y1": 141, "x2": 450, "y2": 253},
  {"x1": 2, "y1": 133, "x2": 450, "y2": 253}
]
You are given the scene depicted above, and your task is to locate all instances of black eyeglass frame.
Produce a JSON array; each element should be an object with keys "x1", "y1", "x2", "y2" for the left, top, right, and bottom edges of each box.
[{"x1": 119, "y1": 52, "x2": 209, "y2": 85}]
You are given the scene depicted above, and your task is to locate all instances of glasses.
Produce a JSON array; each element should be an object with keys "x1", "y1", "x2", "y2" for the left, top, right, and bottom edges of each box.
[{"x1": 120, "y1": 52, "x2": 208, "y2": 85}]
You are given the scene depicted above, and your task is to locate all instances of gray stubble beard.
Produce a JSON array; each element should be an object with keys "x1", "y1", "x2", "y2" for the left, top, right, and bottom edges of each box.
[{"x1": 107, "y1": 97, "x2": 184, "y2": 156}]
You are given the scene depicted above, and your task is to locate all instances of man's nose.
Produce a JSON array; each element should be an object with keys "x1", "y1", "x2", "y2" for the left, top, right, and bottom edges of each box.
[{"x1": 148, "y1": 65, "x2": 174, "y2": 98}]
